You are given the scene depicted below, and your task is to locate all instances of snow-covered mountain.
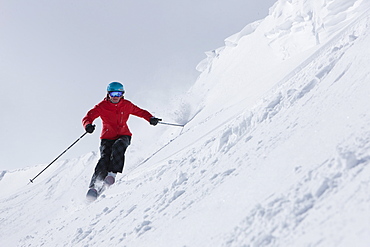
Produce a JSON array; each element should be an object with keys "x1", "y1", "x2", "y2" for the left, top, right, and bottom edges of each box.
[{"x1": 2, "y1": 0, "x2": 370, "y2": 246}]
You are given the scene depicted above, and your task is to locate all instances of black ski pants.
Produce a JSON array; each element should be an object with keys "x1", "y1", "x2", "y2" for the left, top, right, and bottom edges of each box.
[{"x1": 89, "y1": 135, "x2": 131, "y2": 188}]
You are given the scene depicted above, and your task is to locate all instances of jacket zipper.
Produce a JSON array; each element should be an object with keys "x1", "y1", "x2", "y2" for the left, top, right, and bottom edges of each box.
[{"x1": 116, "y1": 104, "x2": 124, "y2": 132}]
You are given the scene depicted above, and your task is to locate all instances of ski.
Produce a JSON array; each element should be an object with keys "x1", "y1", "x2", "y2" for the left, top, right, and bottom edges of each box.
[
  {"x1": 86, "y1": 175, "x2": 115, "y2": 202},
  {"x1": 86, "y1": 185, "x2": 106, "y2": 202},
  {"x1": 86, "y1": 188, "x2": 99, "y2": 201}
]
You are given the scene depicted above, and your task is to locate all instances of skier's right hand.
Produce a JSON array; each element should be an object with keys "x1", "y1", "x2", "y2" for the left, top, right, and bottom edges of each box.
[{"x1": 85, "y1": 124, "x2": 95, "y2": 134}]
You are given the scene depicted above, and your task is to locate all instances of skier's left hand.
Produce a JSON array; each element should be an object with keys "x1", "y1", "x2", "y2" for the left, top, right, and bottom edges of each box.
[{"x1": 150, "y1": 117, "x2": 162, "y2": 126}]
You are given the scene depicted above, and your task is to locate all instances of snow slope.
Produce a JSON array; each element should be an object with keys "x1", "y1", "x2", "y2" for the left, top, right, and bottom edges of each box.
[{"x1": 2, "y1": 0, "x2": 370, "y2": 246}]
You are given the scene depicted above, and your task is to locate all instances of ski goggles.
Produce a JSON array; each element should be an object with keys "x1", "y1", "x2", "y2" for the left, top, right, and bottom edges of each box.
[{"x1": 109, "y1": 91, "x2": 124, "y2": 97}]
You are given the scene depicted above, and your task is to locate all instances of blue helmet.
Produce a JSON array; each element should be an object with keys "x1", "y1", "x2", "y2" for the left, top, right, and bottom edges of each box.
[{"x1": 107, "y1": 82, "x2": 125, "y2": 92}]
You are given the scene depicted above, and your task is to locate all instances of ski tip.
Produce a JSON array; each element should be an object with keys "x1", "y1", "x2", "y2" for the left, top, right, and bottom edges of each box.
[{"x1": 86, "y1": 188, "x2": 98, "y2": 202}]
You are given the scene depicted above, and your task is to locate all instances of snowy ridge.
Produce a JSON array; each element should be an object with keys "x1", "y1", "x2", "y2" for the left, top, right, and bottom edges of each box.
[
  {"x1": 194, "y1": 0, "x2": 368, "y2": 107},
  {"x1": 2, "y1": 0, "x2": 370, "y2": 246},
  {"x1": 212, "y1": 0, "x2": 366, "y2": 61}
]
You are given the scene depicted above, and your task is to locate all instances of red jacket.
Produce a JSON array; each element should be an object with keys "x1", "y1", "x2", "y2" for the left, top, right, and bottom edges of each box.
[{"x1": 82, "y1": 98, "x2": 153, "y2": 139}]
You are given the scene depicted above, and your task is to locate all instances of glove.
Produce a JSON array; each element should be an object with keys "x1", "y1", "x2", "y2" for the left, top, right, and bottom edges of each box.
[
  {"x1": 149, "y1": 117, "x2": 162, "y2": 126},
  {"x1": 85, "y1": 124, "x2": 95, "y2": 133}
]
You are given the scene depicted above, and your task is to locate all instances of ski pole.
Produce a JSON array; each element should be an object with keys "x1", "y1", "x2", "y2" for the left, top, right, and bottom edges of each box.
[
  {"x1": 158, "y1": 121, "x2": 185, "y2": 127},
  {"x1": 29, "y1": 131, "x2": 88, "y2": 183}
]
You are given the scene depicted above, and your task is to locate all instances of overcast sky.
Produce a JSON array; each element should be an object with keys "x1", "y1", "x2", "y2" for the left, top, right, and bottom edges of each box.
[{"x1": 0, "y1": 0, "x2": 276, "y2": 171}]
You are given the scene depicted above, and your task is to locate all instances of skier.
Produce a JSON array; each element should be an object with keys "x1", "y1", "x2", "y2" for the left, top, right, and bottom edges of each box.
[{"x1": 83, "y1": 81, "x2": 161, "y2": 199}]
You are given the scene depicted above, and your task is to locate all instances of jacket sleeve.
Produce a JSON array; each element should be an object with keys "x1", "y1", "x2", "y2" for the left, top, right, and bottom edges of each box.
[
  {"x1": 128, "y1": 101, "x2": 154, "y2": 122},
  {"x1": 82, "y1": 104, "x2": 101, "y2": 128}
]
